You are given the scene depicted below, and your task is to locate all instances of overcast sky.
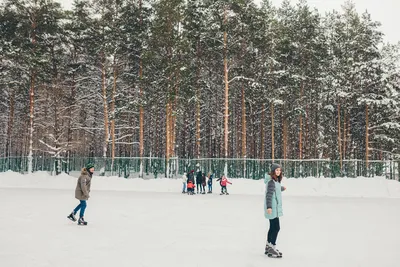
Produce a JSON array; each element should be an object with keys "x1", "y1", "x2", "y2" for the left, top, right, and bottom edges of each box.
[{"x1": 1, "y1": 0, "x2": 399, "y2": 44}]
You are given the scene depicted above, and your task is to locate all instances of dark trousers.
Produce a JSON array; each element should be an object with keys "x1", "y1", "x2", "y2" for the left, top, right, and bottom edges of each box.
[
  {"x1": 221, "y1": 185, "x2": 227, "y2": 194},
  {"x1": 196, "y1": 183, "x2": 202, "y2": 192},
  {"x1": 73, "y1": 200, "x2": 87, "y2": 218},
  {"x1": 267, "y1": 217, "x2": 280, "y2": 245}
]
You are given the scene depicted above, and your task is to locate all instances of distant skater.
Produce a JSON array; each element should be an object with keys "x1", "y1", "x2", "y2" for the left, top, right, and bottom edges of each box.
[
  {"x1": 217, "y1": 175, "x2": 232, "y2": 195},
  {"x1": 196, "y1": 170, "x2": 203, "y2": 194},
  {"x1": 67, "y1": 163, "x2": 94, "y2": 226},
  {"x1": 207, "y1": 172, "x2": 213, "y2": 193},
  {"x1": 182, "y1": 172, "x2": 188, "y2": 193},
  {"x1": 201, "y1": 172, "x2": 206, "y2": 194}
]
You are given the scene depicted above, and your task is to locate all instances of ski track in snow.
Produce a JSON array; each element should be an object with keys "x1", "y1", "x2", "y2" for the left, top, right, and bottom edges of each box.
[{"x1": 1, "y1": 186, "x2": 400, "y2": 267}]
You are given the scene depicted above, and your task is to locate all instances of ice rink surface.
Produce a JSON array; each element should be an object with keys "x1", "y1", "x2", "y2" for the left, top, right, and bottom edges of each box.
[{"x1": 1, "y1": 186, "x2": 400, "y2": 267}]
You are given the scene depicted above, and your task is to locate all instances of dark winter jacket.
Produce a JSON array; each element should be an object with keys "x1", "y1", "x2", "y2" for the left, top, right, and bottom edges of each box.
[
  {"x1": 75, "y1": 168, "x2": 92, "y2": 200},
  {"x1": 187, "y1": 172, "x2": 195, "y2": 183},
  {"x1": 196, "y1": 171, "x2": 203, "y2": 184}
]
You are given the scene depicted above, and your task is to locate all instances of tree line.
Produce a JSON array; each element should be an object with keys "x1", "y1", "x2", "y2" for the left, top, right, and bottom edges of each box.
[{"x1": 0, "y1": 0, "x2": 399, "y2": 174}]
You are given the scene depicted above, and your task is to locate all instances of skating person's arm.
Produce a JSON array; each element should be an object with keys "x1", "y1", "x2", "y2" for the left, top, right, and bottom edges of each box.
[
  {"x1": 266, "y1": 180, "x2": 275, "y2": 209},
  {"x1": 80, "y1": 176, "x2": 90, "y2": 199},
  {"x1": 281, "y1": 186, "x2": 286, "y2": 191}
]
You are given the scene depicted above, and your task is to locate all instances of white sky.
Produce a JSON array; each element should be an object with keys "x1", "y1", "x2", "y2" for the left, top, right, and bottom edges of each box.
[{"x1": 0, "y1": 0, "x2": 398, "y2": 44}]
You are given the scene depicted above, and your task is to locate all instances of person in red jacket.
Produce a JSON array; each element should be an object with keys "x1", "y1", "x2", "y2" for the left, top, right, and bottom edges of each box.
[
  {"x1": 187, "y1": 180, "x2": 195, "y2": 195},
  {"x1": 217, "y1": 175, "x2": 232, "y2": 195}
]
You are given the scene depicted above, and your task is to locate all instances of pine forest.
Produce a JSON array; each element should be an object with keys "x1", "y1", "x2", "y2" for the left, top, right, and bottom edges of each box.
[{"x1": 0, "y1": 0, "x2": 399, "y2": 177}]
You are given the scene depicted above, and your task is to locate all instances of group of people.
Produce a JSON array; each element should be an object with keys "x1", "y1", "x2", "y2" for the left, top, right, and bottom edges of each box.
[
  {"x1": 181, "y1": 170, "x2": 232, "y2": 195},
  {"x1": 67, "y1": 162, "x2": 286, "y2": 258}
]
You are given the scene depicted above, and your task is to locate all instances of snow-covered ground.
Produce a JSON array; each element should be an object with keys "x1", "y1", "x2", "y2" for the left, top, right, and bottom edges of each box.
[{"x1": 1, "y1": 171, "x2": 400, "y2": 267}]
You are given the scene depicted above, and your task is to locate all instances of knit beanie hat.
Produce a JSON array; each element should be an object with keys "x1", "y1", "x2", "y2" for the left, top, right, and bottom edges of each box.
[
  {"x1": 271, "y1": 163, "x2": 281, "y2": 173},
  {"x1": 86, "y1": 163, "x2": 95, "y2": 170}
]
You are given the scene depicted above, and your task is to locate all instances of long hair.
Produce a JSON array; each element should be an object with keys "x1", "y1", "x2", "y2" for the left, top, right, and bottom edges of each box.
[{"x1": 269, "y1": 170, "x2": 283, "y2": 183}]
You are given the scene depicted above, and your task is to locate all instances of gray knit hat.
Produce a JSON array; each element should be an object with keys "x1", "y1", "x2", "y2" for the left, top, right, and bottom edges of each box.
[{"x1": 271, "y1": 163, "x2": 281, "y2": 173}]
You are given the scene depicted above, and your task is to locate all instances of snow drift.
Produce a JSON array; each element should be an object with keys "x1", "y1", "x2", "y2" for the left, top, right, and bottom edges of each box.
[{"x1": 0, "y1": 170, "x2": 399, "y2": 198}]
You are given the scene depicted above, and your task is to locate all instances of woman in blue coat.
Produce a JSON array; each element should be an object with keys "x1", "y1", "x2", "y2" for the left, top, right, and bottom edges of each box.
[{"x1": 264, "y1": 163, "x2": 286, "y2": 257}]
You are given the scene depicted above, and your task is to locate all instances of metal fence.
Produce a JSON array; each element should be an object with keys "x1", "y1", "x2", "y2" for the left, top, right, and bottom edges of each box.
[{"x1": 0, "y1": 156, "x2": 399, "y2": 180}]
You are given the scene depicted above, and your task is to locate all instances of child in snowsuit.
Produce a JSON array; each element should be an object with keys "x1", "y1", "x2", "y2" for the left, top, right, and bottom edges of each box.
[
  {"x1": 187, "y1": 180, "x2": 195, "y2": 195},
  {"x1": 67, "y1": 163, "x2": 94, "y2": 225},
  {"x1": 264, "y1": 163, "x2": 286, "y2": 257},
  {"x1": 217, "y1": 175, "x2": 232, "y2": 195}
]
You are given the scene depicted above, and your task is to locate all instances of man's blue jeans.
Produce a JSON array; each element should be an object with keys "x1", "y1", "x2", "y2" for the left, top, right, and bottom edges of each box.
[{"x1": 73, "y1": 200, "x2": 87, "y2": 218}]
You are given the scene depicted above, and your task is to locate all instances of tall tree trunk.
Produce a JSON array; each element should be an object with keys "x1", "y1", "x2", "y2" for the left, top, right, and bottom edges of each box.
[
  {"x1": 51, "y1": 44, "x2": 61, "y2": 175},
  {"x1": 299, "y1": 83, "x2": 303, "y2": 160},
  {"x1": 305, "y1": 102, "x2": 310, "y2": 159},
  {"x1": 343, "y1": 109, "x2": 347, "y2": 160},
  {"x1": 195, "y1": 40, "x2": 201, "y2": 159},
  {"x1": 283, "y1": 104, "x2": 288, "y2": 160},
  {"x1": 139, "y1": 0, "x2": 144, "y2": 177},
  {"x1": 260, "y1": 104, "x2": 265, "y2": 159},
  {"x1": 66, "y1": 68, "x2": 76, "y2": 174},
  {"x1": 365, "y1": 104, "x2": 369, "y2": 173},
  {"x1": 28, "y1": 12, "x2": 37, "y2": 174},
  {"x1": 6, "y1": 89, "x2": 15, "y2": 161},
  {"x1": 196, "y1": 88, "x2": 201, "y2": 159},
  {"x1": 223, "y1": 6, "x2": 229, "y2": 175},
  {"x1": 172, "y1": 59, "x2": 180, "y2": 162},
  {"x1": 53, "y1": 85, "x2": 60, "y2": 175},
  {"x1": 166, "y1": 102, "x2": 171, "y2": 160},
  {"x1": 241, "y1": 86, "x2": 246, "y2": 158},
  {"x1": 337, "y1": 101, "x2": 342, "y2": 173},
  {"x1": 101, "y1": 52, "x2": 109, "y2": 161},
  {"x1": 110, "y1": 61, "x2": 118, "y2": 173},
  {"x1": 271, "y1": 102, "x2": 275, "y2": 161}
]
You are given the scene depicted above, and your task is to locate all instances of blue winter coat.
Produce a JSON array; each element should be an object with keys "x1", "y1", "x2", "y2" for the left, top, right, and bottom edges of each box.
[{"x1": 264, "y1": 174, "x2": 284, "y2": 220}]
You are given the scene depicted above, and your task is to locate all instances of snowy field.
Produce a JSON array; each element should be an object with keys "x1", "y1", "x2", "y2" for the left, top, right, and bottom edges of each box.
[{"x1": 1, "y1": 172, "x2": 400, "y2": 267}]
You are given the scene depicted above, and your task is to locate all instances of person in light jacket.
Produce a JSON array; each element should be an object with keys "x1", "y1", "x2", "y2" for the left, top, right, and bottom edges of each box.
[
  {"x1": 182, "y1": 172, "x2": 188, "y2": 193},
  {"x1": 264, "y1": 163, "x2": 286, "y2": 257},
  {"x1": 67, "y1": 163, "x2": 94, "y2": 226}
]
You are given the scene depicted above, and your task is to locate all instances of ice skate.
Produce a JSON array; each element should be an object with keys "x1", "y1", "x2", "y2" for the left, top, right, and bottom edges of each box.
[
  {"x1": 274, "y1": 245, "x2": 282, "y2": 256},
  {"x1": 264, "y1": 243, "x2": 270, "y2": 255},
  {"x1": 67, "y1": 212, "x2": 77, "y2": 222},
  {"x1": 78, "y1": 217, "x2": 88, "y2": 226},
  {"x1": 265, "y1": 243, "x2": 282, "y2": 256},
  {"x1": 266, "y1": 245, "x2": 282, "y2": 258}
]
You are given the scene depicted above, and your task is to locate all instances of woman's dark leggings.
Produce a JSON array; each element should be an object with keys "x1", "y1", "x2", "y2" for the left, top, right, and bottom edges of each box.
[{"x1": 267, "y1": 217, "x2": 280, "y2": 245}]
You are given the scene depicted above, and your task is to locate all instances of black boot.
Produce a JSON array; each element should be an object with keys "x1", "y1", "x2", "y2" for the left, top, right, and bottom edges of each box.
[
  {"x1": 78, "y1": 217, "x2": 88, "y2": 226},
  {"x1": 67, "y1": 212, "x2": 76, "y2": 222}
]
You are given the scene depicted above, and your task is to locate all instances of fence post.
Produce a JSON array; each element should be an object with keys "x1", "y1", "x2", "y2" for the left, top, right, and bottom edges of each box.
[{"x1": 176, "y1": 157, "x2": 179, "y2": 178}]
